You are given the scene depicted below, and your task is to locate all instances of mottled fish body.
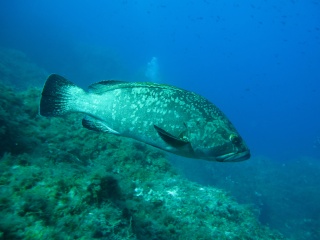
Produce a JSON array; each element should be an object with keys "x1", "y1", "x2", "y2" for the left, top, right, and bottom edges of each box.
[{"x1": 40, "y1": 74, "x2": 250, "y2": 162}]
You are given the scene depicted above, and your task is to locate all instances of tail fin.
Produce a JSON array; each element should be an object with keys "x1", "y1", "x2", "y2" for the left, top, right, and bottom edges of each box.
[{"x1": 40, "y1": 74, "x2": 84, "y2": 116}]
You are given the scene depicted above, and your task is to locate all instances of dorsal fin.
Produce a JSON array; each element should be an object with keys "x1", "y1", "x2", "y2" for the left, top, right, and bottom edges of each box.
[
  {"x1": 88, "y1": 80, "x2": 127, "y2": 94},
  {"x1": 88, "y1": 81, "x2": 185, "y2": 95}
]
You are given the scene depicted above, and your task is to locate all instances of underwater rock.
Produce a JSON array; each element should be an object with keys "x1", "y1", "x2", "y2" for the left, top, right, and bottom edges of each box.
[{"x1": 0, "y1": 47, "x2": 47, "y2": 89}]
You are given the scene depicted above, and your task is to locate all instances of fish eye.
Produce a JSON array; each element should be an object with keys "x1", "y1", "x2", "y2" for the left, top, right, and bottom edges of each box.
[{"x1": 229, "y1": 134, "x2": 241, "y2": 144}]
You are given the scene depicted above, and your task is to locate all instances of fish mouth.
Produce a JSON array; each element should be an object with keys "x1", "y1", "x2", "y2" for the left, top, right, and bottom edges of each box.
[{"x1": 215, "y1": 150, "x2": 251, "y2": 162}]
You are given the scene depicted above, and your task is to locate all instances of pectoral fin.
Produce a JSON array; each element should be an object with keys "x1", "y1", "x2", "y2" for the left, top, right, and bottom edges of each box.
[{"x1": 154, "y1": 125, "x2": 190, "y2": 148}]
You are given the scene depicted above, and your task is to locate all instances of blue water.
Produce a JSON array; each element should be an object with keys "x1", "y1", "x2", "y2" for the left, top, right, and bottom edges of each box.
[{"x1": 1, "y1": 0, "x2": 320, "y2": 238}]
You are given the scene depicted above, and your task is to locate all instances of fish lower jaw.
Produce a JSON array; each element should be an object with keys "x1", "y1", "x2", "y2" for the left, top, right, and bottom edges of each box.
[{"x1": 215, "y1": 150, "x2": 251, "y2": 162}]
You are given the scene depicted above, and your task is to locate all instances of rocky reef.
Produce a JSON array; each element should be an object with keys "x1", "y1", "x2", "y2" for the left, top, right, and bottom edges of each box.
[{"x1": 0, "y1": 47, "x2": 47, "y2": 89}]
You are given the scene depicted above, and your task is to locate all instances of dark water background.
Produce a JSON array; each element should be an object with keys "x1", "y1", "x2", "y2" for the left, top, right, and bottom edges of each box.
[{"x1": 1, "y1": 0, "x2": 320, "y2": 238}]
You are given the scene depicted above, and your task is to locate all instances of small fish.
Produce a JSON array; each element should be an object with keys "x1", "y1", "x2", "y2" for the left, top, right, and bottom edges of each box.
[{"x1": 40, "y1": 74, "x2": 250, "y2": 162}]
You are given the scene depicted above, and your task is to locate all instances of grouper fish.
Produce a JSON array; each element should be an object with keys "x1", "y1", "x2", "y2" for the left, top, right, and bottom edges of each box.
[{"x1": 40, "y1": 74, "x2": 250, "y2": 162}]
